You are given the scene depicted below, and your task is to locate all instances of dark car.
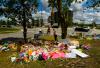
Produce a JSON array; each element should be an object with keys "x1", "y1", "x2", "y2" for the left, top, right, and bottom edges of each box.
[{"x1": 75, "y1": 27, "x2": 90, "y2": 32}]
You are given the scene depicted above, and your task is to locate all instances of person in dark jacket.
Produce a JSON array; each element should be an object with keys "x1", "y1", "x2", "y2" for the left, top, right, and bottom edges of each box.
[
  {"x1": 47, "y1": 26, "x2": 50, "y2": 34},
  {"x1": 53, "y1": 29, "x2": 58, "y2": 41}
]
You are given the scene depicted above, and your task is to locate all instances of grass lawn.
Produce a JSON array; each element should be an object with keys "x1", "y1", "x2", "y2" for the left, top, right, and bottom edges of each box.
[
  {"x1": 0, "y1": 28, "x2": 20, "y2": 34},
  {"x1": 0, "y1": 36, "x2": 100, "y2": 68},
  {"x1": 40, "y1": 34, "x2": 61, "y2": 41}
]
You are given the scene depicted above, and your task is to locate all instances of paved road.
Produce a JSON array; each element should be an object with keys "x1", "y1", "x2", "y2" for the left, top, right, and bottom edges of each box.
[{"x1": 0, "y1": 27, "x2": 100, "y2": 40}]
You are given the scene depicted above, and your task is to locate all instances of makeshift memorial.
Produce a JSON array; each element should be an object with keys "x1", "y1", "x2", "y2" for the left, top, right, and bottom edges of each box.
[
  {"x1": 65, "y1": 52, "x2": 76, "y2": 58},
  {"x1": 71, "y1": 49, "x2": 88, "y2": 58},
  {"x1": 82, "y1": 44, "x2": 91, "y2": 50},
  {"x1": 70, "y1": 40, "x2": 79, "y2": 47},
  {"x1": 0, "y1": 42, "x2": 9, "y2": 51},
  {"x1": 3, "y1": 41, "x2": 9, "y2": 47},
  {"x1": 11, "y1": 57, "x2": 16, "y2": 62},
  {"x1": 3, "y1": 40, "x2": 89, "y2": 63},
  {"x1": 8, "y1": 43, "x2": 16, "y2": 50}
]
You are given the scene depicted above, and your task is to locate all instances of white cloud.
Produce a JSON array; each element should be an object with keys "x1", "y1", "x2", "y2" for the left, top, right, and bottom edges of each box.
[
  {"x1": 73, "y1": 10, "x2": 100, "y2": 24},
  {"x1": 32, "y1": 10, "x2": 50, "y2": 20},
  {"x1": 38, "y1": 11, "x2": 50, "y2": 16},
  {"x1": 72, "y1": 1, "x2": 100, "y2": 24},
  {"x1": 41, "y1": 0, "x2": 48, "y2": 8},
  {"x1": 41, "y1": 0, "x2": 50, "y2": 14}
]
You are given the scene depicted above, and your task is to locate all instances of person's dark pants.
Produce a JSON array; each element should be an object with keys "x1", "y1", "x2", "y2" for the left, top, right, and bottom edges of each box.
[
  {"x1": 54, "y1": 35, "x2": 57, "y2": 41},
  {"x1": 47, "y1": 31, "x2": 50, "y2": 34}
]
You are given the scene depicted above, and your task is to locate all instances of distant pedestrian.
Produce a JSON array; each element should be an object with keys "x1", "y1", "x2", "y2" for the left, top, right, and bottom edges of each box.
[
  {"x1": 64, "y1": 44, "x2": 68, "y2": 50},
  {"x1": 39, "y1": 29, "x2": 43, "y2": 35},
  {"x1": 53, "y1": 29, "x2": 58, "y2": 41},
  {"x1": 47, "y1": 26, "x2": 50, "y2": 34}
]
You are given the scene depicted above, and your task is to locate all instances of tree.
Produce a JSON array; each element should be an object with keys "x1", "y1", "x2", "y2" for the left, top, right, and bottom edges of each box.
[
  {"x1": 92, "y1": 21, "x2": 96, "y2": 28},
  {"x1": 48, "y1": 0, "x2": 73, "y2": 39},
  {"x1": 56, "y1": 0, "x2": 73, "y2": 39},
  {"x1": 49, "y1": 0, "x2": 100, "y2": 39},
  {"x1": 20, "y1": 0, "x2": 38, "y2": 43},
  {"x1": 48, "y1": 0, "x2": 57, "y2": 26},
  {"x1": 0, "y1": 0, "x2": 38, "y2": 43}
]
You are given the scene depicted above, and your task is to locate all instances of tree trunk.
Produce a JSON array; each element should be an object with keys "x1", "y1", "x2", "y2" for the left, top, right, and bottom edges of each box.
[
  {"x1": 51, "y1": 5, "x2": 54, "y2": 26},
  {"x1": 61, "y1": 17, "x2": 68, "y2": 39},
  {"x1": 21, "y1": 1, "x2": 27, "y2": 43},
  {"x1": 22, "y1": 9, "x2": 27, "y2": 43},
  {"x1": 57, "y1": 0, "x2": 67, "y2": 39}
]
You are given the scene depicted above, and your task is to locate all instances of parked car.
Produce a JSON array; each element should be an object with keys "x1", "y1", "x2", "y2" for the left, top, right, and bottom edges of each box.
[
  {"x1": 75, "y1": 27, "x2": 90, "y2": 32},
  {"x1": 94, "y1": 34, "x2": 100, "y2": 40},
  {"x1": 52, "y1": 23, "x2": 58, "y2": 28}
]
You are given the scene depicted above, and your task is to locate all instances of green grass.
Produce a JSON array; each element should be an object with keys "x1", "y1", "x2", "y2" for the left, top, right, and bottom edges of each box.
[
  {"x1": 96, "y1": 26, "x2": 100, "y2": 29},
  {"x1": 0, "y1": 39, "x2": 100, "y2": 68},
  {"x1": 40, "y1": 34, "x2": 61, "y2": 41},
  {"x1": 0, "y1": 28, "x2": 20, "y2": 34}
]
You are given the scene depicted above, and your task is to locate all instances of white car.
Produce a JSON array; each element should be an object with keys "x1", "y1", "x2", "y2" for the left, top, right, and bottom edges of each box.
[{"x1": 94, "y1": 34, "x2": 100, "y2": 40}]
